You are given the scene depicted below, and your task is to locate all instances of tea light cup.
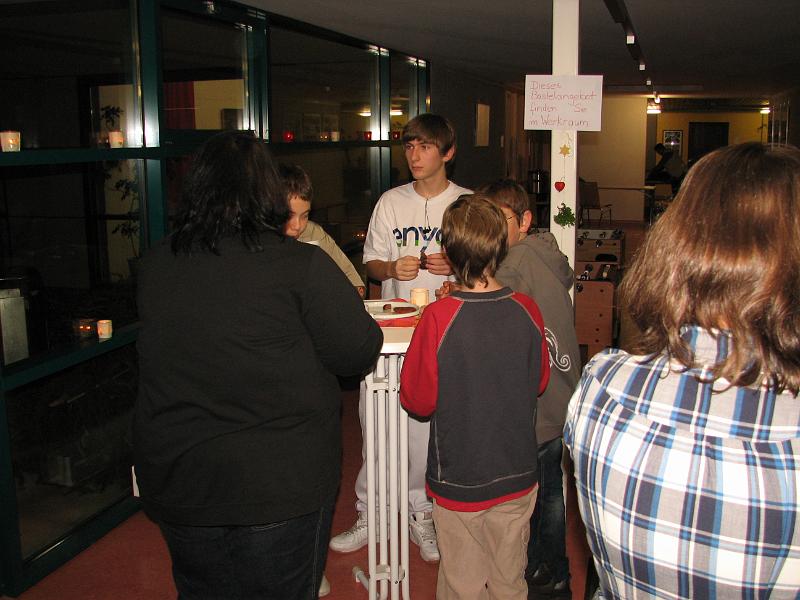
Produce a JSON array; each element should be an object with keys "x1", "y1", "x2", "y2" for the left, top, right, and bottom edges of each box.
[
  {"x1": 1, "y1": 130, "x2": 21, "y2": 152},
  {"x1": 410, "y1": 288, "x2": 430, "y2": 308},
  {"x1": 97, "y1": 319, "x2": 113, "y2": 339},
  {"x1": 108, "y1": 131, "x2": 124, "y2": 148}
]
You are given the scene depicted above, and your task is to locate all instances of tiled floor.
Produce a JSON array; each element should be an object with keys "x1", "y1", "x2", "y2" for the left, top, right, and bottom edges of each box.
[{"x1": 15, "y1": 220, "x2": 647, "y2": 600}]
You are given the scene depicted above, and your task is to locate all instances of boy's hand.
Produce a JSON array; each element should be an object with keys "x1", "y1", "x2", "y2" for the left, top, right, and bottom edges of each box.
[
  {"x1": 434, "y1": 281, "x2": 459, "y2": 300},
  {"x1": 392, "y1": 255, "x2": 421, "y2": 281},
  {"x1": 423, "y1": 252, "x2": 452, "y2": 276}
]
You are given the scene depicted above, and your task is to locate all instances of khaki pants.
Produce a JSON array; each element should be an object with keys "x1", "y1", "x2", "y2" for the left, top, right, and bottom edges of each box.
[{"x1": 433, "y1": 488, "x2": 537, "y2": 600}]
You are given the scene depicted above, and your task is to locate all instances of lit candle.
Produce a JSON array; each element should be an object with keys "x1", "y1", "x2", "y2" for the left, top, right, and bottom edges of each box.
[
  {"x1": 0, "y1": 130, "x2": 21, "y2": 152},
  {"x1": 97, "y1": 319, "x2": 113, "y2": 339},
  {"x1": 108, "y1": 131, "x2": 124, "y2": 148}
]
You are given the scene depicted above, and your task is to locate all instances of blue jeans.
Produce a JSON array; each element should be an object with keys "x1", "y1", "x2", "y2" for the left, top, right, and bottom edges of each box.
[
  {"x1": 157, "y1": 504, "x2": 333, "y2": 600},
  {"x1": 527, "y1": 436, "x2": 569, "y2": 581}
]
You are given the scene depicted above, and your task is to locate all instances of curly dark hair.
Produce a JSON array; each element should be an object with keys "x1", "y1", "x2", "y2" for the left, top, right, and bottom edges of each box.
[{"x1": 171, "y1": 131, "x2": 288, "y2": 254}]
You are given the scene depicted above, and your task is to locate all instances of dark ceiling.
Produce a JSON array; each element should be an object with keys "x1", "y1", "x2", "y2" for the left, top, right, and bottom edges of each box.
[{"x1": 248, "y1": 0, "x2": 800, "y2": 101}]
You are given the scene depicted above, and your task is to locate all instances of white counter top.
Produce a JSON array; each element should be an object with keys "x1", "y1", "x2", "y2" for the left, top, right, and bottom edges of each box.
[{"x1": 379, "y1": 326, "x2": 415, "y2": 354}]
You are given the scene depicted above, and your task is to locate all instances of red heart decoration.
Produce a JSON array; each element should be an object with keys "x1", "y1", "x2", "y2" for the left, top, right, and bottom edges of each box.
[{"x1": 554, "y1": 181, "x2": 566, "y2": 192}]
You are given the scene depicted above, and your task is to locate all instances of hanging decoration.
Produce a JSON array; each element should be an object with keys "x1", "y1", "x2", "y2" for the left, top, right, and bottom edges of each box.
[{"x1": 554, "y1": 133, "x2": 573, "y2": 192}]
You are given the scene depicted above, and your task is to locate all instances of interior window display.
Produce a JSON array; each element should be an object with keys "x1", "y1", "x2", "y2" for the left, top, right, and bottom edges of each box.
[
  {"x1": 7, "y1": 344, "x2": 137, "y2": 559},
  {"x1": 161, "y1": 7, "x2": 248, "y2": 130},
  {"x1": 0, "y1": 161, "x2": 141, "y2": 361},
  {"x1": 270, "y1": 27, "x2": 378, "y2": 143},
  {"x1": 0, "y1": 0, "x2": 139, "y2": 149}
]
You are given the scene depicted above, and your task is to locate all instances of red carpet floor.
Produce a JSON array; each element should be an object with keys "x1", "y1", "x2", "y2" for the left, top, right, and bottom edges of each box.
[{"x1": 16, "y1": 388, "x2": 592, "y2": 600}]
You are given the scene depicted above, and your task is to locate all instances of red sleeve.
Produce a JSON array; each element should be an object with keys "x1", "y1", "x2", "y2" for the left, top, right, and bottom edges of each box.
[{"x1": 400, "y1": 302, "x2": 451, "y2": 417}]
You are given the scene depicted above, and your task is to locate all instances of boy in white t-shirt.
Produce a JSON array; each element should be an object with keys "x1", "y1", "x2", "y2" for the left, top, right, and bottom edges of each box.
[{"x1": 329, "y1": 113, "x2": 470, "y2": 562}]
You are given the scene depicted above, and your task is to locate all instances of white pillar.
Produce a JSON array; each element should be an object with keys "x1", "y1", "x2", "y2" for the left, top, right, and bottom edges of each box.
[{"x1": 550, "y1": 0, "x2": 579, "y2": 271}]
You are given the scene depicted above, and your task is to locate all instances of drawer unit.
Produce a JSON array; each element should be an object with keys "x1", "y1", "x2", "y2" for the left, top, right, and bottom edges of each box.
[{"x1": 575, "y1": 280, "x2": 616, "y2": 358}]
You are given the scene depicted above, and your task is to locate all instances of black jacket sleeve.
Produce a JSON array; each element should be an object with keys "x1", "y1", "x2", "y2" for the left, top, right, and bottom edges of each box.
[{"x1": 300, "y1": 248, "x2": 383, "y2": 376}]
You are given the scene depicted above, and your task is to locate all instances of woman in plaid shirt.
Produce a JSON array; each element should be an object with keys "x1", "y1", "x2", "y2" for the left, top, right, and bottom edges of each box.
[{"x1": 565, "y1": 142, "x2": 800, "y2": 599}]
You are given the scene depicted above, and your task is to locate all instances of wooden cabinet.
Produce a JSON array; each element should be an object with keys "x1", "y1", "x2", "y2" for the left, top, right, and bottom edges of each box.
[
  {"x1": 575, "y1": 281, "x2": 615, "y2": 358},
  {"x1": 574, "y1": 229, "x2": 624, "y2": 360}
]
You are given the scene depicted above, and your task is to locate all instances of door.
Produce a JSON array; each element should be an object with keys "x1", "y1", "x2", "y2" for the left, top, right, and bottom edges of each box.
[{"x1": 688, "y1": 122, "x2": 729, "y2": 166}]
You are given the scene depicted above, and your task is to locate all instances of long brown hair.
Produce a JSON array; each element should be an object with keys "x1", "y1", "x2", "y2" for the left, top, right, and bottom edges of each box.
[
  {"x1": 441, "y1": 193, "x2": 507, "y2": 288},
  {"x1": 620, "y1": 142, "x2": 800, "y2": 394}
]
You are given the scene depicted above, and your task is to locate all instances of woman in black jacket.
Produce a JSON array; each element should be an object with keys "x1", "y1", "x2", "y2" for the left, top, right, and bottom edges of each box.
[{"x1": 134, "y1": 131, "x2": 382, "y2": 599}]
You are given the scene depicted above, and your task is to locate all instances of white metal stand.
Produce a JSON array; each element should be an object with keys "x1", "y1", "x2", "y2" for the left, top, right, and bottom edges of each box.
[{"x1": 353, "y1": 327, "x2": 413, "y2": 600}]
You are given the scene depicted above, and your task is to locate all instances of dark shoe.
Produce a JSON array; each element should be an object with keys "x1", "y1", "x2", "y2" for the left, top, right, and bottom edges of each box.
[
  {"x1": 528, "y1": 574, "x2": 572, "y2": 599},
  {"x1": 550, "y1": 579, "x2": 572, "y2": 598},
  {"x1": 526, "y1": 565, "x2": 553, "y2": 587}
]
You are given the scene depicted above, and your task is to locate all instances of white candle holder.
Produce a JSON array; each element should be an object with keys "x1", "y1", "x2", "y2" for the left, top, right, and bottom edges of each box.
[
  {"x1": 410, "y1": 288, "x2": 429, "y2": 307},
  {"x1": 108, "y1": 131, "x2": 124, "y2": 148},
  {"x1": 1, "y1": 131, "x2": 21, "y2": 152},
  {"x1": 97, "y1": 319, "x2": 113, "y2": 339}
]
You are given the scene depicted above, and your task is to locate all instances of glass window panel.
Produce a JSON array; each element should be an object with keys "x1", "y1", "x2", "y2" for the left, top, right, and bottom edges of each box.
[
  {"x1": 0, "y1": 161, "x2": 140, "y2": 359},
  {"x1": 161, "y1": 8, "x2": 248, "y2": 130},
  {"x1": 390, "y1": 55, "x2": 418, "y2": 139},
  {"x1": 270, "y1": 28, "x2": 378, "y2": 143},
  {"x1": 390, "y1": 144, "x2": 412, "y2": 189},
  {"x1": 8, "y1": 344, "x2": 137, "y2": 558},
  {"x1": 0, "y1": 1, "x2": 139, "y2": 148},
  {"x1": 165, "y1": 155, "x2": 194, "y2": 223}
]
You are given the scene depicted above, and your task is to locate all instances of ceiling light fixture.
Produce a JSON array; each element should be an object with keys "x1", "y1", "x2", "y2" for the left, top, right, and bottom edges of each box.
[
  {"x1": 639, "y1": 61, "x2": 646, "y2": 71},
  {"x1": 358, "y1": 110, "x2": 371, "y2": 117},
  {"x1": 654, "y1": 93, "x2": 660, "y2": 104},
  {"x1": 646, "y1": 100, "x2": 661, "y2": 114},
  {"x1": 760, "y1": 107, "x2": 771, "y2": 114}
]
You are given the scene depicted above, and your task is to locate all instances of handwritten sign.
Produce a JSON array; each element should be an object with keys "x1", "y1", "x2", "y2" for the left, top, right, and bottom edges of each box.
[{"x1": 524, "y1": 75, "x2": 603, "y2": 131}]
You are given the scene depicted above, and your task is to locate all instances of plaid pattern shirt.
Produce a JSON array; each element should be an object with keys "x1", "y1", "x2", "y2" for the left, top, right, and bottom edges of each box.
[{"x1": 564, "y1": 327, "x2": 800, "y2": 599}]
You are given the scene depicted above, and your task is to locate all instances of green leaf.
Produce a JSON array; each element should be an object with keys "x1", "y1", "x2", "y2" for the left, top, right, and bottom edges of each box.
[{"x1": 553, "y1": 203, "x2": 575, "y2": 227}]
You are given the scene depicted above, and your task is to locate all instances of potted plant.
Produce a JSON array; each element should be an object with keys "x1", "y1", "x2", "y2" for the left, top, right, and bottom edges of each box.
[
  {"x1": 103, "y1": 160, "x2": 140, "y2": 280},
  {"x1": 111, "y1": 175, "x2": 140, "y2": 260}
]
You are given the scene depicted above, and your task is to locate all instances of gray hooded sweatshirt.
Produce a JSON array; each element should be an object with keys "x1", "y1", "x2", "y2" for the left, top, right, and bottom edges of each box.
[{"x1": 496, "y1": 232, "x2": 581, "y2": 443}]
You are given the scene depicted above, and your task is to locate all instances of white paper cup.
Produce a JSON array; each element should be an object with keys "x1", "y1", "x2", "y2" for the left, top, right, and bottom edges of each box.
[
  {"x1": 1, "y1": 130, "x2": 21, "y2": 152},
  {"x1": 97, "y1": 319, "x2": 113, "y2": 339}
]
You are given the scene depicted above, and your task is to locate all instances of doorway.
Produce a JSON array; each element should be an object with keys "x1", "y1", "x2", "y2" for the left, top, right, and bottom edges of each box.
[{"x1": 688, "y1": 122, "x2": 729, "y2": 167}]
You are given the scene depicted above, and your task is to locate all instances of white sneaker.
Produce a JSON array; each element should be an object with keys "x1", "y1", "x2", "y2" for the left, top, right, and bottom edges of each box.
[
  {"x1": 329, "y1": 512, "x2": 370, "y2": 553},
  {"x1": 318, "y1": 573, "x2": 330, "y2": 597},
  {"x1": 409, "y1": 511, "x2": 439, "y2": 562}
]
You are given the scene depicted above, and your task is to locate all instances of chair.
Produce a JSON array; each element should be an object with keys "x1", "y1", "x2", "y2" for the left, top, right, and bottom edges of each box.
[{"x1": 579, "y1": 180, "x2": 612, "y2": 226}]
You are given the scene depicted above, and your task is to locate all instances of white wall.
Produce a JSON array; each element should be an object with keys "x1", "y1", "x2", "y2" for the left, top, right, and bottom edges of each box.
[{"x1": 579, "y1": 95, "x2": 648, "y2": 221}]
